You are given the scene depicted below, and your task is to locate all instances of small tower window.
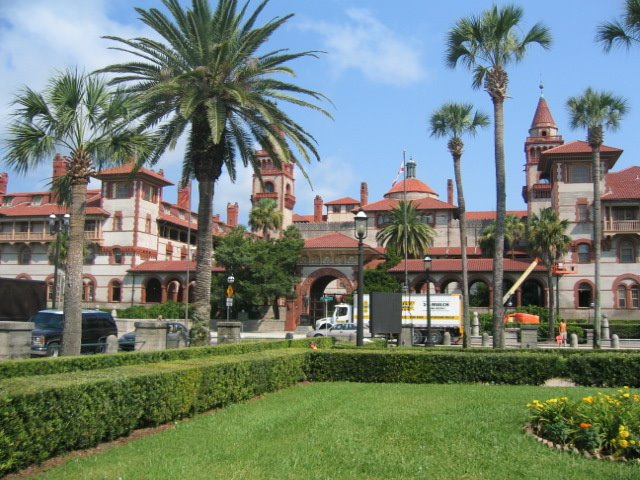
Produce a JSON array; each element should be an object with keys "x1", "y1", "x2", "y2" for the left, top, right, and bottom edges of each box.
[{"x1": 264, "y1": 182, "x2": 274, "y2": 193}]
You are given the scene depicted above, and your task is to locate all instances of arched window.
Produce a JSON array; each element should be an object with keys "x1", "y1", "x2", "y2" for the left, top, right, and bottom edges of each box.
[
  {"x1": 577, "y1": 244, "x2": 590, "y2": 264},
  {"x1": 82, "y1": 278, "x2": 95, "y2": 302},
  {"x1": 144, "y1": 278, "x2": 162, "y2": 303},
  {"x1": 110, "y1": 280, "x2": 122, "y2": 303},
  {"x1": 469, "y1": 280, "x2": 490, "y2": 307},
  {"x1": 19, "y1": 245, "x2": 31, "y2": 265},
  {"x1": 578, "y1": 282, "x2": 593, "y2": 308},
  {"x1": 84, "y1": 244, "x2": 97, "y2": 265},
  {"x1": 264, "y1": 181, "x2": 275, "y2": 193},
  {"x1": 618, "y1": 285, "x2": 627, "y2": 308},
  {"x1": 112, "y1": 248, "x2": 123, "y2": 265},
  {"x1": 620, "y1": 240, "x2": 635, "y2": 263},
  {"x1": 632, "y1": 286, "x2": 640, "y2": 309},
  {"x1": 166, "y1": 243, "x2": 173, "y2": 260}
]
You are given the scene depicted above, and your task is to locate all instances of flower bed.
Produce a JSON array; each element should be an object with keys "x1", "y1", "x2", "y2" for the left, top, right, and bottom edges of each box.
[{"x1": 527, "y1": 387, "x2": 640, "y2": 460}]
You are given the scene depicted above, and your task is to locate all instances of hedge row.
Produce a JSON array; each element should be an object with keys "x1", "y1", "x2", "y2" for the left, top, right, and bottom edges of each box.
[
  {"x1": 306, "y1": 350, "x2": 640, "y2": 387},
  {"x1": 0, "y1": 337, "x2": 333, "y2": 380},
  {"x1": 0, "y1": 349, "x2": 308, "y2": 476}
]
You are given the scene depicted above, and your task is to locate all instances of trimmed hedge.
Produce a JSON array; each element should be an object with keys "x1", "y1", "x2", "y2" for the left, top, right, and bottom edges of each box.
[
  {"x1": 0, "y1": 350, "x2": 308, "y2": 476},
  {"x1": 306, "y1": 350, "x2": 565, "y2": 385},
  {"x1": 0, "y1": 337, "x2": 334, "y2": 380}
]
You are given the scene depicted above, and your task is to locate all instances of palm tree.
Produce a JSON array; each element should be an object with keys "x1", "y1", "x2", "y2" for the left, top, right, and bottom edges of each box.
[
  {"x1": 597, "y1": 0, "x2": 640, "y2": 51},
  {"x1": 429, "y1": 102, "x2": 489, "y2": 348},
  {"x1": 376, "y1": 201, "x2": 435, "y2": 259},
  {"x1": 446, "y1": 5, "x2": 551, "y2": 347},
  {"x1": 527, "y1": 208, "x2": 571, "y2": 339},
  {"x1": 249, "y1": 198, "x2": 283, "y2": 239},
  {"x1": 5, "y1": 69, "x2": 155, "y2": 356},
  {"x1": 99, "y1": 0, "x2": 330, "y2": 346},
  {"x1": 567, "y1": 88, "x2": 628, "y2": 349},
  {"x1": 504, "y1": 214, "x2": 526, "y2": 258},
  {"x1": 478, "y1": 214, "x2": 525, "y2": 258}
]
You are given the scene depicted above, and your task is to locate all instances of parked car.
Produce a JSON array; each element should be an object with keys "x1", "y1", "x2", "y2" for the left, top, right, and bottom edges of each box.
[
  {"x1": 306, "y1": 322, "x2": 358, "y2": 340},
  {"x1": 118, "y1": 322, "x2": 190, "y2": 351},
  {"x1": 31, "y1": 309, "x2": 117, "y2": 357}
]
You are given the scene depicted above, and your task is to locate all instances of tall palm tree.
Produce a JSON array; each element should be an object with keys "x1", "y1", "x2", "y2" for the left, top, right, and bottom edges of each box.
[
  {"x1": 429, "y1": 102, "x2": 489, "y2": 348},
  {"x1": 249, "y1": 198, "x2": 283, "y2": 239},
  {"x1": 527, "y1": 207, "x2": 571, "y2": 339},
  {"x1": 567, "y1": 88, "x2": 628, "y2": 349},
  {"x1": 597, "y1": 0, "x2": 640, "y2": 51},
  {"x1": 5, "y1": 69, "x2": 155, "y2": 356},
  {"x1": 99, "y1": 0, "x2": 330, "y2": 345},
  {"x1": 376, "y1": 201, "x2": 435, "y2": 259},
  {"x1": 445, "y1": 5, "x2": 551, "y2": 347}
]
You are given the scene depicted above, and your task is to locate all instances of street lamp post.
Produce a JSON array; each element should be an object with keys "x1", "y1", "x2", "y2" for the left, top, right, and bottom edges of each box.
[
  {"x1": 48, "y1": 213, "x2": 69, "y2": 309},
  {"x1": 226, "y1": 274, "x2": 235, "y2": 321},
  {"x1": 555, "y1": 262, "x2": 563, "y2": 321},
  {"x1": 424, "y1": 256, "x2": 433, "y2": 347},
  {"x1": 354, "y1": 210, "x2": 368, "y2": 347}
]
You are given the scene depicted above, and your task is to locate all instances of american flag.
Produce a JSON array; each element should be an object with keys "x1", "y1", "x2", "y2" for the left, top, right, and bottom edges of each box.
[{"x1": 391, "y1": 161, "x2": 405, "y2": 187}]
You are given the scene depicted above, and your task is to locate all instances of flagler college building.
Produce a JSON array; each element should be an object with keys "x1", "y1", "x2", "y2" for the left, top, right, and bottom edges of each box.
[{"x1": 0, "y1": 93, "x2": 639, "y2": 330}]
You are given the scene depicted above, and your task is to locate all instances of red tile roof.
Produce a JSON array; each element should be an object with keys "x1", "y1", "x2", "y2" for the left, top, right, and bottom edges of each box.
[
  {"x1": 292, "y1": 214, "x2": 316, "y2": 223},
  {"x1": 530, "y1": 96, "x2": 556, "y2": 129},
  {"x1": 325, "y1": 196, "x2": 360, "y2": 206},
  {"x1": 129, "y1": 260, "x2": 225, "y2": 273},
  {"x1": 363, "y1": 197, "x2": 455, "y2": 212},
  {"x1": 94, "y1": 163, "x2": 173, "y2": 186},
  {"x1": 385, "y1": 178, "x2": 437, "y2": 197},
  {"x1": 304, "y1": 233, "x2": 360, "y2": 249},
  {"x1": 0, "y1": 204, "x2": 108, "y2": 216},
  {"x1": 603, "y1": 166, "x2": 640, "y2": 200},
  {"x1": 543, "y1": 140, "x2": 621, "y2": 155}
]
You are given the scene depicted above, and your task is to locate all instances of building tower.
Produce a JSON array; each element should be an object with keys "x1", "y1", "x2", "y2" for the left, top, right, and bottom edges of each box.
[
  {"x1": 250, "y1": 151, "x2": 296, "y2": 235},
  {"x1": 523, "y1": 84, "x2": 564, "y2": 216}
]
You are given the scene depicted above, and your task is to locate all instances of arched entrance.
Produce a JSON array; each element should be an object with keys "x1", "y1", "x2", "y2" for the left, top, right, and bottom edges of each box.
[
  {"x1": 144, "y1": 277, "x2": 162, "y2": 303},
  {"x1": 298, "y1": 268, "x2": 354, "y2": 327},
  {"x1": 521, "y1": 279, "x2": 544, "y2": 307}
]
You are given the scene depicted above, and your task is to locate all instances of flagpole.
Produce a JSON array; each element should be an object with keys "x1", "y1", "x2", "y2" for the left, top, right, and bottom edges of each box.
[{"x1": 403, "y1": 151, "x2": 408, "y2": 293}]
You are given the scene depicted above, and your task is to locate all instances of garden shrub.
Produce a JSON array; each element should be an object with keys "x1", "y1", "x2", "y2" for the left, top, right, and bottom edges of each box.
[
  {"x1": 527, "y1": 387, "x2": 640, "y2": 459},
  {"x1": 0, "y1": 350, "x2": 308, "y2": 476},
  {"x1": 0, "y1": 337, "x2": 334, "y2": 380}
]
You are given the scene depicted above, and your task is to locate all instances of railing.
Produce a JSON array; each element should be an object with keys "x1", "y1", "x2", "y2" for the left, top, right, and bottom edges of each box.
[
  {"x1": 603, "y1": 220, "x2": 640, "y2": 233},
  {"x1": 0, "y1": 231, "x2": 103, "y2": 242}
]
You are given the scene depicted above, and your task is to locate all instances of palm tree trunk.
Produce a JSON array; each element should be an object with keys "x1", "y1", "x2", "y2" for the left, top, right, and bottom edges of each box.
[
  {"x1": 60, "y1": 180, "x2": 88, "y2": 356},
  {"x1": 192, "y1": 175, "x2": 214, "y2": 346},
  {"x1": 592, "y1": 145, "x2": 602, "y2": 349},
  {"x1": 453, "y1": 153, "x2": 470, "y2": 348},
  {"x1": 547, "y1": 267, "x2": 555, "y2": 340},
  {"x1": 492, "y1": 96, "x2": 506, "y2": 348}
]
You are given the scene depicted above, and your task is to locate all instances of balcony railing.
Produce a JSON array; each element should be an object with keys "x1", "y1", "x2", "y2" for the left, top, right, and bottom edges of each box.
[
  {"x1": 603, "y1": 220, "x2": 640, "y2": 233},
  {"x1": 0, "y1": 231, "x2": 103, "y2": 242}
]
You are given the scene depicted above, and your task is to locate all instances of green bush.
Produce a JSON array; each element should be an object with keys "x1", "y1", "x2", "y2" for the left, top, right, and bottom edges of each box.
[
  {"x1": 0, "y1": 337, "x2": 334, "y2": 380},
  {"x1": 116, "y1": 301, "x2": 190, "y2": 320},
  {"x1": 566, "y1": 352, "x2": 640, "y2": 387},
  {"x1": 609, "y1": 321, "x2": 640, "y2": 339},
  {"x1": 0, "y1": 350, "x2": 308, "y2": 476}
]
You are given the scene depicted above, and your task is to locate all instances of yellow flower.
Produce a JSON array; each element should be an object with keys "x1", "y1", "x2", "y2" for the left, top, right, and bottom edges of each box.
[
  {"x1": 583, "y1": 396, "x2": 593, "y2": 403},
  {"x1": 619, "y1": 439, "x2": 629, "y2": 449}
]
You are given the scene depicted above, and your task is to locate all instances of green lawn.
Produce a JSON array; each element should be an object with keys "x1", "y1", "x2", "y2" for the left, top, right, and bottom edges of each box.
[{"x1": 28, "y1": 383, "x2": 639, "y2": 480}]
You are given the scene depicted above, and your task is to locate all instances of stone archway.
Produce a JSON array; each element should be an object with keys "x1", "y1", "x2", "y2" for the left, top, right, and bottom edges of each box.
[{"x1": 293, "y1": 267, "x2": 354, "y2": 329}]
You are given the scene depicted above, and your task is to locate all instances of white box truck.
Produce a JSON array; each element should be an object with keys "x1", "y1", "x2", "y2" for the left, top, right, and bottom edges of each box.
[{"x1": 315, "y1": 293, "x2": 462, "y2": 344}]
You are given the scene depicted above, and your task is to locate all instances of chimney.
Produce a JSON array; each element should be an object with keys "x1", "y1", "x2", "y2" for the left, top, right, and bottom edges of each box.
[
  {"x1": 177, "y1": 181, "x2": 191, "y2": 210},
  {"x1": 0, "y1": 173, "x2": 7, "y2": 196},
  {"x1": 227, "y1": 202, "x2": 238, "y2": 227},
  {"x1": 447, "y1": 179, "x2": 454, "y2": 204},
  {"x1": 314, "y1": 195, "x2": 323, "y2": 223},
  {"x1": 51, "y1": 154, "x2": 69, "y2": 203},
  {"x1": 360, "y1": 182, "x2": 368, "y2": 207}
]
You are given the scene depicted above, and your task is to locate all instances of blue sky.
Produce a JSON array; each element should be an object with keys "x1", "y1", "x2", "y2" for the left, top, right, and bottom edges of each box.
[{"x1": 1, "y1": 0, "x2": 639, "y2": 225}]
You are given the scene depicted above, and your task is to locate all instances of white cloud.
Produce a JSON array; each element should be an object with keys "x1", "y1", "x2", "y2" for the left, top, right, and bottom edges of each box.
[{"x1": 299, "y1": 8, "x2": 426, "y2": 86}]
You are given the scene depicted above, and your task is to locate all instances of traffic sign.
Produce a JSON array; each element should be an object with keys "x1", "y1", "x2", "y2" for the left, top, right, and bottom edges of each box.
[
  {"x1": 226, "y1": 286, "x2": 234, "y2": 298},
  {"x1": 321, "y1": 296, "x2": 334, "y2": 301},
  {"x1": 226, "y1": 298, "x2": 233, "y2": 307}
]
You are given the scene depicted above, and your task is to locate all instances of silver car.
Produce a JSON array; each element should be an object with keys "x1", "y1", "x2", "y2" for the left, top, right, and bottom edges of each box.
[{"x1": 307, "y1": 322, "x2": 358, "y2": 340}]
